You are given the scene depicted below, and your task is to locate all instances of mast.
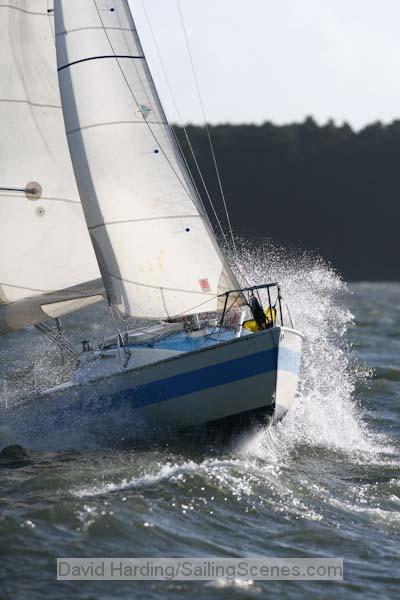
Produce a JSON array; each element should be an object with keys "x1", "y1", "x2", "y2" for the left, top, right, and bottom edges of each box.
[{"x1": 54, "y1": 0, "x2": 244, "y2": 321}]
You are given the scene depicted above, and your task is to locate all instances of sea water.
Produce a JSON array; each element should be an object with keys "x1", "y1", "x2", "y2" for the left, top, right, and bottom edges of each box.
[{"x1": 0, "y1": 244, "x2": 399, "y2": 599}]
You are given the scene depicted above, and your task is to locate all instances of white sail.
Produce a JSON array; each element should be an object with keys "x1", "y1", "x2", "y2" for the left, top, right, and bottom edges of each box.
[
  {"x1": 0, "y1": 280, "x2": 104, "y2": 335},
  {"x1": 55, "y1": 0, "x2": 242, "y2": 320},
  {"x1": 0, "y1": 1, "x2": 102, "y2": 332}
]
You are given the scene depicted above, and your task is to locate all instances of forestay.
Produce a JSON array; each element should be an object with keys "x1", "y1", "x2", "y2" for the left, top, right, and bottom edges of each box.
[
  {"x1": 55, "y1": 0, "x2": 243, "y2": 320},
  {"x1": 0, "y1": 1, "x2": 102, "y2": 333}
]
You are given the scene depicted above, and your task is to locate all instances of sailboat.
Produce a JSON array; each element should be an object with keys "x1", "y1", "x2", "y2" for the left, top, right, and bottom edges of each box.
[{"x1": 0, "y1": 1, "x2": 303, "y2": 448}]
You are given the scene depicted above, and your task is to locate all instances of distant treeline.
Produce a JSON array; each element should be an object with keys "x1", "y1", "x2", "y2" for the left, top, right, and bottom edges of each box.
[{"x1": 175, "y1": 118, "x2": 400, "y2": 281}]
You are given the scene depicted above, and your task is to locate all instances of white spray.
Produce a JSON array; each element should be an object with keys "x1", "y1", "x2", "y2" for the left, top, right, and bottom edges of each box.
[{"x1": 230, "y1": 239, "x2": 378, "y2": 459}]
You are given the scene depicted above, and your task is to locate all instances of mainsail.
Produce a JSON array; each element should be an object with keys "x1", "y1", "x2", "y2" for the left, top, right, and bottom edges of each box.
[
  {"x1": 55, "y1": 0, "x2": 243, "y2": 320},
  {"x1": 0, "y1": 1, "x2": 103, "y2": 334}
]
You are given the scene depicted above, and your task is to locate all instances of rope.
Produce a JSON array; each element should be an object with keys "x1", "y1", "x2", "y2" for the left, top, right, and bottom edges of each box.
[
  {"x1": 100, "y1": 302, "x2": 112, "y2": 350},
  {"x1": 34, "y1": 322, "x2": 81, "y2": 359},
  {"x1": 168, "y1": 289, "x2": 243, "y2": 321},
  {"x1": 176, "y1": 0, "x2": 237, "y2": 255},
  {"x1": 109, "y1": 304, "x2": 131, "y2": 367}
]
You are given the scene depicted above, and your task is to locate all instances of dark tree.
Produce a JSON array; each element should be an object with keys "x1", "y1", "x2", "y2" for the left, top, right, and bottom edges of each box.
[{"x1": 174, "y1": 119, "x2": 400, "y2": 281}]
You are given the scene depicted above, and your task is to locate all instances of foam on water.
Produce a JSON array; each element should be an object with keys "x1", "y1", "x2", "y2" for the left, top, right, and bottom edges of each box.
[{"x1": 73, "y1": 461, "x2": 200, "y2": 497}]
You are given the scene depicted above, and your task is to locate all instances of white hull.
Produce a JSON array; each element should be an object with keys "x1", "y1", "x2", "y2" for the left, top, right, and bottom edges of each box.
[{"x1": 3, "y1": 327, "x2": 303, "y2": 450}]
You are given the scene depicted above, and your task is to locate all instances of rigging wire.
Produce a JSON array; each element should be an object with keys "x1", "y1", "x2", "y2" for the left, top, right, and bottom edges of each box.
[
  {"x1": 176, "y1": 0, "x2": 237, "y2": 255},
  {"x1": 100, "y1": 303, "x2": 112, "y2": 350},
  {"x1": 138, "y1": 0, "x2": 233, "y2": 251}
]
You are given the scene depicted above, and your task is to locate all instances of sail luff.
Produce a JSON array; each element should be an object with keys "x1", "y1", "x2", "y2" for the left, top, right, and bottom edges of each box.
[{"x1": 54, "y1": 0, "x2": 243, "y2": 320}]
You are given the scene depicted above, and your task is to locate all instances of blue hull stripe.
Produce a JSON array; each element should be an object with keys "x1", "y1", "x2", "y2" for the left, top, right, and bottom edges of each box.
[
  {"x1": 98, "y1": 347, "x2": 301, "y2": 411},
  {"x1": 31, "y1": 348, "x2": 301, "y2": 431},
  {"x1": 101, "y1": 347, "x2": 278, "y2": 410}
]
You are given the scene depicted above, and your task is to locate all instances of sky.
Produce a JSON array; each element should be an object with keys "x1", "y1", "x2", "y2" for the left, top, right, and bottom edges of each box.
[{"x1": 129, "y1": 0, "x2": 400, "y2": 130}]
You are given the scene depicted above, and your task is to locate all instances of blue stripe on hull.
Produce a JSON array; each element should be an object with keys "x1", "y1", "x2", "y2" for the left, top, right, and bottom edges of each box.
[
  {"x1": 28, "y1": 347, "x2": 302, "y2": 432},
  {"x1": 101, "y1": 347, "x2": 280, "y2": 411},
  {"x1": 97, "y1": 347, "x2": 301, "y2": 411}
]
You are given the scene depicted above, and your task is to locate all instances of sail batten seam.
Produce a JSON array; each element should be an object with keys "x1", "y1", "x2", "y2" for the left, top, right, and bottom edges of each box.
[
  {"x1": 58, "y1": 54, "x2": 145, "y2": 71},
  {"x1": 56, "y1": 26, "x2": 135, "y2": 37},
  {"x1": 0, "y1": 4, "x2": 47, "y2": 16},
  {"x1": 0, "y1": 98, "x2": 60, "y2": 110},
  {"x1": 66, "y1": 120, "x2": 168, "y2": 135},
  {"x1": 89, "y1": 215, "x2": 201, "y2": 231}
]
